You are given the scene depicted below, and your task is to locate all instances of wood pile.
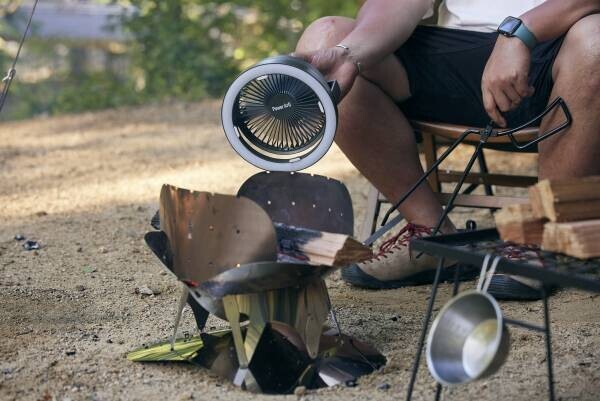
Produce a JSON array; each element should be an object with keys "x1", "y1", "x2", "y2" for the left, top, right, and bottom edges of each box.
[
  {"x1": 529, "y1": 175, "x2": 600, "y2": 222},
  {"x1": 542, "y1": 220, "x2": 600, "y2": 259},
  {"x1": 496, "y1": 175, "x2": 600, "y2": 259}
]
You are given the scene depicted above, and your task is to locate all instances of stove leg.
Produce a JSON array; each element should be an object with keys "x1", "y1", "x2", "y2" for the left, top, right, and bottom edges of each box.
[
  {"x1": 406, "y1": 257, "x2": 445, "y2": 401},
  {"x1": 542, "y1": 287, "x2": 556, "y2": 401},
  {"x1": 170, "y1": 284, "x2": 189, "y2": 351}
]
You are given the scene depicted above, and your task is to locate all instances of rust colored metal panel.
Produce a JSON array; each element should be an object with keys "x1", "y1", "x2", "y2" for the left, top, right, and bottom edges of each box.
[{"x1": 159, "y1": 184, "x2": 278, "y2": 284}]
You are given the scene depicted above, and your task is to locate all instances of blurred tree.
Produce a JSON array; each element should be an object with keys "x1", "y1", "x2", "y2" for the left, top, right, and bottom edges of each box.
[{"x1": 123, "y1": 0, "x2": 358, "y2": 99}]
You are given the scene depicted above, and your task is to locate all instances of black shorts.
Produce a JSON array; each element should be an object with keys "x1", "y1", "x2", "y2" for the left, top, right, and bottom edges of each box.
[{"x1": 395, "y1": 25, "x2": 564, "y2": 127}]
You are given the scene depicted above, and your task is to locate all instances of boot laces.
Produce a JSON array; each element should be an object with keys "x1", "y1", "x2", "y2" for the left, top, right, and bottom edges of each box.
[{"x1": 371, "y1": 223, "x2": 432, "y2": 261}]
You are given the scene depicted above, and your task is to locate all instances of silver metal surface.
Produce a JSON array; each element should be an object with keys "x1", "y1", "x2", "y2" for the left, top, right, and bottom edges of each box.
[
  {"x1": 195, "y1": 261, "x2": 336, "y2": 298},
  {"x1": 426, "y1": 256, "x2": 510, "y2": 385}
]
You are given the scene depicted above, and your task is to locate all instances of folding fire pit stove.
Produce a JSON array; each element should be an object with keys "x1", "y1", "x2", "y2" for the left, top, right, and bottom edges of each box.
[{"x1": 128, "y1": 172, "x2": 385, "y2": 394}]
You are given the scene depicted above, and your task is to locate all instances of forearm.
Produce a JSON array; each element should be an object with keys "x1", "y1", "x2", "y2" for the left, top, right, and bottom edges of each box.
[
  {"x1": 339, "y1": 0, "x2": 431, "y2": 69},
  {"x1": 521, "y1": 0, "x2": 600, "y2": 42}
]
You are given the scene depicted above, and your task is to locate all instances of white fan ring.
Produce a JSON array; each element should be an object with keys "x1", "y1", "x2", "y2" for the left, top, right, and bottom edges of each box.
[{"x1": 221, "y1": 63, "x2": 337, "y2": 172}]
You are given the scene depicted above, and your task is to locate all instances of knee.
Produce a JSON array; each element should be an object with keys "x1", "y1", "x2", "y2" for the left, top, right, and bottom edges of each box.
[
  {"x1": 557, "y1": 14, "x2": 600, "y2": 83},
  {"x1": 296, "y1": 16, "x2": 355, "y2": 53}
]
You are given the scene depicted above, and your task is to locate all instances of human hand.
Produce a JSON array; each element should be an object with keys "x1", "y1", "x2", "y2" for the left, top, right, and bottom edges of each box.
[
  {"x1": 292, "y1": 47, "x2": 360, "y2": 100},
  {"x1": 481, "y1": 35, "x2": 535, "y2": 127}
]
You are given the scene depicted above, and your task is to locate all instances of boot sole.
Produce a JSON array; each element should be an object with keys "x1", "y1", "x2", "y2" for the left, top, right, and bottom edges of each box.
[{"x1": 341, "y1": 263, "x2": 479, "y2": 290}]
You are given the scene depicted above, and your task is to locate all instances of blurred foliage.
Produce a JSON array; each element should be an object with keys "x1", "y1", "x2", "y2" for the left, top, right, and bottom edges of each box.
[
  {"x1": 1, "y1": 0, "x2": 359, "y2": 120},
  {"x1": 5, "y1": 72, "x2": 143, "y2": 120},
  {"x1": 122, "y1": 0, "x2": 358, "y2": 99}
]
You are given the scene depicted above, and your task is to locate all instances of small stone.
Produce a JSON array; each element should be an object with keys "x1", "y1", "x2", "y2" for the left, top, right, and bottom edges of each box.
[
  {"x1": 159, "y1": 271, "x2": 167, "y2": 276},
  {"x1": 35, "y1": 211, "x2": 48, "y2": 217},
  {"x1": 99, "y1": 246, "x2": 108, "y2": 254},
  {"x1": 22, "y1": 240, "x2": 40, "y2": 251},
  {"x1": 136, "y1": 286, "x2": 154, "y2": 296},
  {"x1": 377, "y1": 382, "x2": 391, "y2": 391},
  {"x1": 14, "y1": 234, "x2": 25, "y2": 241},
  {"x1": 65, "y1": 350, "x2": 76, "y2": 356},
  {"x1": 177, "y1": 392, "x2": 194, "y2": 400},
  {"x1": 76, "y1": 247, "x2": 83, "y2": 253},
  {"x1": 75, "y1": 285, "x2": 85, "y2": 292},
  {"x1": 106, "y1": 339, "x2": 113, "y2": 344},
  {"x1": 390, "y1": 316, "x2": 399, "y2": 322},
  {"x1": 293, "y1": 386, "x2": 306, "y2": 396}
]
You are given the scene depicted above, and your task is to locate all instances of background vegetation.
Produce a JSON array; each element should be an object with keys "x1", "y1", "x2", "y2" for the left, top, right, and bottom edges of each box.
[{"x1": 0, "y1": 0, "x2": 358, "y2": 120}]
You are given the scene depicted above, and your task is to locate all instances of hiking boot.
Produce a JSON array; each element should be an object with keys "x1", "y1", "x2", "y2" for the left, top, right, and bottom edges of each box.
[{"x1": 342, "y1": 223, "x2": 469, "y2": 289}]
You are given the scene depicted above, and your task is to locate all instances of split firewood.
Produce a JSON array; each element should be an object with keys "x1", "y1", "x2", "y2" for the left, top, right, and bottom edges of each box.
[
  {"x1": 529, "y1": 176, "x2": 600, "y2": 222},
  {"x1": 274, "y1": 223, "x2": 372, "y2": 267},
  {"x1": 542, "y1": 219, "x2": 600, "y2": 259},
  {"x1": 495, "y1": 203, "x2": 545, "y2": 245}
]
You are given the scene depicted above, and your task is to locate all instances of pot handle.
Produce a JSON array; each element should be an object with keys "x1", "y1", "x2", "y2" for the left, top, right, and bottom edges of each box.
[
  {"x1": 477, "y1": 254, "x2": 501, "y2": 293},
  {"x1": 327, "y1": 80, "x2": 341, "y2": 104}
]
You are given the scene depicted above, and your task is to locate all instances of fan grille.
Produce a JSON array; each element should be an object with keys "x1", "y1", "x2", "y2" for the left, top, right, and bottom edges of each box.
[{"x1": 234, "y1": 73, "x2": 326, "y2": 155}]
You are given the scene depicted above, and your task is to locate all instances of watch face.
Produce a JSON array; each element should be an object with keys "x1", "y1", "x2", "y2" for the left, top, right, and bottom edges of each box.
[{"x1": 499, "y1": 17, "x2": 521, "y2": 35}]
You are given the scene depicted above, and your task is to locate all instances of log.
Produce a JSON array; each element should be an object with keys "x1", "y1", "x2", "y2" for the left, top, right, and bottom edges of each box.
[
  {"x1": 529, "y1": 176, "x2": 600, "y2": 222},
  {"x1": 274, "y1": 223, "x2": 372, "y2": 267},
  {"x1": 494, "y1": 203, "x2": 545, "y2": 245},
  {"x1": 542, "y1": 219, "x2": 600, "y2": 259}
]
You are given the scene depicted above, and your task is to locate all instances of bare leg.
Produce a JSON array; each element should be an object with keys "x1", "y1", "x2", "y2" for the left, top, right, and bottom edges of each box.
[
  {"x1": 296, "y1": 17, "x2": 454, "y2": 230},
  {"x1": 538, "y1": 14, "x2": 600, "y2": 179}
]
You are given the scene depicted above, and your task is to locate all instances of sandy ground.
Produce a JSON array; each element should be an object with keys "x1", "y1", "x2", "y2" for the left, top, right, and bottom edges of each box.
[{"x1": 0, "y1": 100, "x2": 598, "y2": 401}]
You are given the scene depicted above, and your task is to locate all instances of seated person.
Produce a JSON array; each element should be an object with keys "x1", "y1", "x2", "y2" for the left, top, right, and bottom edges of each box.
[{"x1": 293, "y1": 0, "x2": 600, "y2": 289}]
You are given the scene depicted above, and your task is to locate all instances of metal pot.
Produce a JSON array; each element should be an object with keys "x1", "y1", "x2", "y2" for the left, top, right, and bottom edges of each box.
[{"x1": 426, "y1": 255, "x2": 510, "y2": 385}]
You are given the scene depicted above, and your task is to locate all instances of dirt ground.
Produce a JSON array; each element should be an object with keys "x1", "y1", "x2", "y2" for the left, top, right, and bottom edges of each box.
[{"x1": 1, "y1": 100, "x2": 598, "y2": 401}]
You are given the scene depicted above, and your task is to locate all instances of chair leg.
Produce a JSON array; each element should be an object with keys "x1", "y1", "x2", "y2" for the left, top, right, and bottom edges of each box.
[
  {"x1": 421, "y1": 132, "x2": 441, "y2": 193},
  {"x1": 477, "y1": 149, "x2": 494, "y2": 196},
  {"x1": 359, "y1": 184, "x2": 381, "y2": 242}
]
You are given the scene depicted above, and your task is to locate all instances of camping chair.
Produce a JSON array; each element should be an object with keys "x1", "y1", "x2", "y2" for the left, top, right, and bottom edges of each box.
[{"x1": 359, "y1": 120, "x2": 539, "y2": 241}]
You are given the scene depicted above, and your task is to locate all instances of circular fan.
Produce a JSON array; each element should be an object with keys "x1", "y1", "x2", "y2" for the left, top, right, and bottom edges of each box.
[{"x1": 222, "y1": 56, "x2": 340, "y2": 171}]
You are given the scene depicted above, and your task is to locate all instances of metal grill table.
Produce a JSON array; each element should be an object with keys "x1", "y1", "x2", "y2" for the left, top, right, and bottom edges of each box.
[{"x1": 405, "y1": 228, "x2": 600, "y2": 401}]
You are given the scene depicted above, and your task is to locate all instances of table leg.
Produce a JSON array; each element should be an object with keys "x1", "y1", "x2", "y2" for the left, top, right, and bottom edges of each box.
[
  {"x1": 406, "y1": 257, "x2": 445, "y2": 401},
  {"x1": 434, "y1": 383, "x2": 442, "y2": 401},
  {"x1": 542, "y1": 287, "x2": 556, "y2": 401},
  {"x1": 452, "y1": 263, "x2": 461, "y2": 296}
]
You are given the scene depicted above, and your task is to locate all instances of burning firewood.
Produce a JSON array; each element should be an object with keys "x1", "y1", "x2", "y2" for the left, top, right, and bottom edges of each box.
[{"x1": 274, "y1": 223, "x2": 373, "y2": 267}]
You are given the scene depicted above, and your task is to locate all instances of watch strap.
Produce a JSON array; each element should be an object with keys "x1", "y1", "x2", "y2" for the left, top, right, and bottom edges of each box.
[{"x1": 514, "y1": 22, "x2": 537, "y2": 50}]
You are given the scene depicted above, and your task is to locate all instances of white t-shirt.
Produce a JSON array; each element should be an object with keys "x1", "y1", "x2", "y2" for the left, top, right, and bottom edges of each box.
[{"x1": 431, "y1": 0, "x2": 545, "y2": 32}]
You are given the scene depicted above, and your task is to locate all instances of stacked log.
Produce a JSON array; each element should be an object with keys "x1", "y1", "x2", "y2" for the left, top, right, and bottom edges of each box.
[
  {"x1": 494, "y1": 204, "x2": 545, "y2": 245},
  {"x1": 496, "y1": 175, "x2": 600, "y2": 259}
]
